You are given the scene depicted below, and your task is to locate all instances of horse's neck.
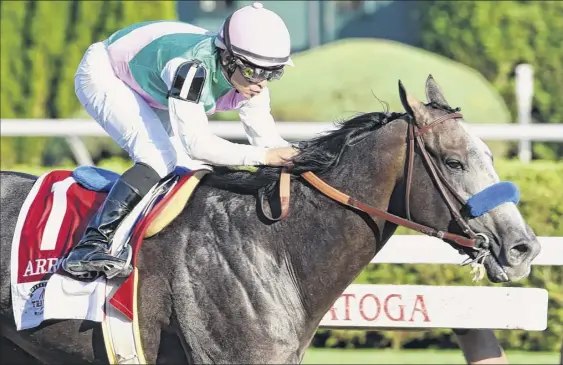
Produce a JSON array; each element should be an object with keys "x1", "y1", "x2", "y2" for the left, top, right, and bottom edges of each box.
[{"x1": 287, "y1": 122, "x2": 408, "y2": 328}]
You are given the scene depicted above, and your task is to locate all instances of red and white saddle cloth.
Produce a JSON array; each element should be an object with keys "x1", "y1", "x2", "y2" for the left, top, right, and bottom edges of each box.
[{"x1": 10, "y1": 167, "x2": 208, "y2": 363}]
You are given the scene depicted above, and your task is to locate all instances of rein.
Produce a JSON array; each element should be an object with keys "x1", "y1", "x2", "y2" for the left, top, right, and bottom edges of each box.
[{"x1": 265, "y1": 113, "x2": 489, "y2": 250}]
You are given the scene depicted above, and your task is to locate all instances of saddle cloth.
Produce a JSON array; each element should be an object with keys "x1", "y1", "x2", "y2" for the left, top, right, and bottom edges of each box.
[{"x1": 10, "y1": 165, "x2": 208, "y2": 363}]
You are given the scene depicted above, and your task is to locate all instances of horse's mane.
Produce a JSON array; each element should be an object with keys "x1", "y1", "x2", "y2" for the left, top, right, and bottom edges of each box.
[{"x1": 202, "y1": 110, "x2": 406, "y2": 193}]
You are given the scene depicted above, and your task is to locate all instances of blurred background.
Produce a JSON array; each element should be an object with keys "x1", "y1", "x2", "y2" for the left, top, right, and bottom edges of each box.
[{"x1": 1, "y1": 1, "x2": 561, "y2": 363}]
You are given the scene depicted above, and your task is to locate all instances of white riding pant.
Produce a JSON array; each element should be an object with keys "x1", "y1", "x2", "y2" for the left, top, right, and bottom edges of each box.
[{"x1": 74, "y1": 41, "x2": 194, "y2": 178}]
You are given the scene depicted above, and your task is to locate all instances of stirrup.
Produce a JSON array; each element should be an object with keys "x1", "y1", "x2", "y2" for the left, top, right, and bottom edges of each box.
[
  {"x1": 62, "y1": 245, "x2": 133, "y2": 280},
  {"x1": 104, "y1": 245, "x2": 133, "y2": 279}
]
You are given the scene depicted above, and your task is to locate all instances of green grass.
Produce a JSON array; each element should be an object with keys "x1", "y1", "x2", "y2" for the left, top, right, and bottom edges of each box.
[{"x1": 302, "y1": 348, "x2": 559, "y2": 364}]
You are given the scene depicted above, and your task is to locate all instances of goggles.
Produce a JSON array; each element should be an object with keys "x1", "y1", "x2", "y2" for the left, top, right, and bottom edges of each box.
[{"x1": 234, "y1": 57, "x2": 285, "y2": 83}]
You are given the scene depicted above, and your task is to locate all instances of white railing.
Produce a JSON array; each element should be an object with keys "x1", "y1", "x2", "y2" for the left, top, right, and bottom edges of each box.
[
  {"x1": 3, "y1": 119, "x2": 563, "y2": 141},
  {"x1": 2, "y1": 119, "x2": 563, "y2": 166},
  {"x1": 318, "y1": 235, "x2": 561, "y2": 331}
]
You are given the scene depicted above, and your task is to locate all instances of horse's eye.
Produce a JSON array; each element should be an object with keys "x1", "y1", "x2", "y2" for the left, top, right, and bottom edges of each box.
[{"x1": 446, "y1": 159, "x2": 464, "y2": 170}]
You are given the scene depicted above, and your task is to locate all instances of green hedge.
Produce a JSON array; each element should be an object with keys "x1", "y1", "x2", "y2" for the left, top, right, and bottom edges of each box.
[
  {"x1": 0, "y1": 0, "x2": 177, "y2": 167},
  {"x1": 418, "y1": 0, "x2": 563, "y2": 160},
  {"x1": 316, "y1": 159, "x2": 563, "y2": 351}
]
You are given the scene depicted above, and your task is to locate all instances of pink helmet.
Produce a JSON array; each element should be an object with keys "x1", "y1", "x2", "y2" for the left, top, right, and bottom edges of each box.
[{"x1": 215, "y1": 2, "x2": 294, "y2": 68}]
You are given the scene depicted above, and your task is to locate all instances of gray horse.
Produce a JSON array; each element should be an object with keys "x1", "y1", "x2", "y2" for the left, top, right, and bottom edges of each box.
[{"x1": 0, "y1": 76, "x2": 540, "y2": 364}]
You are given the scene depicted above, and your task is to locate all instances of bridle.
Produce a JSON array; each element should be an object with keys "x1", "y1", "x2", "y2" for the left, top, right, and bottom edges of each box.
[
  {"x1": 262, "y1": 112, "x2": 491, "y2": 253},
  {"x1": 403, "y1": 112, "x2": 488, "y2": 248}
]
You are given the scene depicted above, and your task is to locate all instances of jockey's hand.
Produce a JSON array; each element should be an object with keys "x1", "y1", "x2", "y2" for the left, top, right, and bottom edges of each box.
[{"x1": 265, "y1": 146, "x2": 298, "y2": 166}]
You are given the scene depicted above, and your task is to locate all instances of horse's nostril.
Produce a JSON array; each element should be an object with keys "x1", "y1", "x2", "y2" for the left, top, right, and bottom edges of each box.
[
  {"x1": 507, "y1": 243, "x2": 531, "y2": 265},
  {"x1": 512, "y1": 243, "x2": 530, "y2": 255}
]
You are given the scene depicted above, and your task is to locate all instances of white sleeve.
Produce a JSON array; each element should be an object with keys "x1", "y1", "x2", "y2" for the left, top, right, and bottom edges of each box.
[
  {"x1": 161, "y1": 58, "x2": 269, "y2": 166},
  {"x1": 237, "y1": 87, "x2": 290, "y2": 148}
]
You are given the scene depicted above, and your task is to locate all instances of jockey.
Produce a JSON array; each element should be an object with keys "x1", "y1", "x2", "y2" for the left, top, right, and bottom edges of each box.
[{"x1": 62, "y1": 2, "x2": 297, "y2": 279}]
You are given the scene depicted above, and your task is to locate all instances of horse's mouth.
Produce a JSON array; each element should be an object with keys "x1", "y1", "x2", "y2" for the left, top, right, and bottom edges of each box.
[
  {"x1": 482, "y1": 252, "x2": 509, "y2": 283},
  {"x1": 459, "y1": 241, "x2": 509, "y2": 283},
  {"x1": 461, "y1": 235, "x2": 537, "y2": 284}
]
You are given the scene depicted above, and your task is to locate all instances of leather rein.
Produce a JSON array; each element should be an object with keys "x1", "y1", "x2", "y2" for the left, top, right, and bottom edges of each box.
[{"x1": 262, "y1": 112, "x2": 489, "y2": 251}]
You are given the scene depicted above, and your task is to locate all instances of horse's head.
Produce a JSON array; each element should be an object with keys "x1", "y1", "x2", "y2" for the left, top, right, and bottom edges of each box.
[{"x1": 397, "y1": 75, "x2": 540, "y2": 283}]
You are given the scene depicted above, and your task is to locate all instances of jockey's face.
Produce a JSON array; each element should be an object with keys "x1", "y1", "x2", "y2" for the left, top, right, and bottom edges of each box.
[{"x1": 230, "y1": 66, "x2": 268, "y2": 99}]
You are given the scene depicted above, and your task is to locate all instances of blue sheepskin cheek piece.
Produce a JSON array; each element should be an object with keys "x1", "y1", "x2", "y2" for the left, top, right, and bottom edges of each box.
[{"x1": 466, "y1": 181, "x2": 520, "y2": 218}]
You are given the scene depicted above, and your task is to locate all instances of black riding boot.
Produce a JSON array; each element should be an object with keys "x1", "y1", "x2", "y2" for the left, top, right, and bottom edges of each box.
[{"x1": 62, "y1": 163, "x2": 161, "y2": 279}]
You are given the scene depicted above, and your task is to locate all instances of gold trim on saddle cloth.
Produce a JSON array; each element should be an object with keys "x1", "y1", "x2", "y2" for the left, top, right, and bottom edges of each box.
[
  {"x1": 102, "y1": 268, "x2": 147, "y2": 364},
  {"x1": 144, "y1": 170, "x2": 210, "y2": 238}
]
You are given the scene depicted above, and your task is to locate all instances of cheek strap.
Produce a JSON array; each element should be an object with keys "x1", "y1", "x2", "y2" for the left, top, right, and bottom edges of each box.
[{"x1": 465, "y1": 181, "x2": 520, "y2": 218}]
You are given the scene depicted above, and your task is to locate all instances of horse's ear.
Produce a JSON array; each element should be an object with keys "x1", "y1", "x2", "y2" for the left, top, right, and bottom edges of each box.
[
  {"x1": 398, "y1": 80, "x2": 414, "y2": 116},
  {"x1": 398, "y1": 80, "x2": 431, "y2": 125},
  {"x1": 425, "y1": 74, "x2": 449, "y2": 107}
]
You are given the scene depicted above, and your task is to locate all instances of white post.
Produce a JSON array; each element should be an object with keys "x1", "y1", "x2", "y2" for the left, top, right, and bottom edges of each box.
[
  {"x1": 514, "y1": 64, "x2": 534, "y2": 163},
  {"x1": 65, "y1": 136, "x2": 94, "y2": 166},
  {"x1": 307, "y1": 1, "x2": 321, "y2": 48}
]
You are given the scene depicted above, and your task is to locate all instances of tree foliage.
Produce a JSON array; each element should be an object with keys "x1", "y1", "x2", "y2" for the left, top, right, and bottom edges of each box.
[{"x1": 418, "y1": 0, "x2": 563, "y2": 160}]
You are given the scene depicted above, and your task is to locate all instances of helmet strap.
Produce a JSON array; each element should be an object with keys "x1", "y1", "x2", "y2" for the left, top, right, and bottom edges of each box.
[
  {"x1": 219, "y1": 51, "x2": 237, "y2": 84},
  {"x1": 222, "y1": 15, "x2": 234, "y2": 57},
  {"x1": 218, "y1": 14, "x2": 238, "y2": 82}
]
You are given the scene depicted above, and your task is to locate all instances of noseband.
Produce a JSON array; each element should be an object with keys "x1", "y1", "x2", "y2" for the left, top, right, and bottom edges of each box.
[{"x1": 266, "y1": 112, "x2": 491, "y2": 251}]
